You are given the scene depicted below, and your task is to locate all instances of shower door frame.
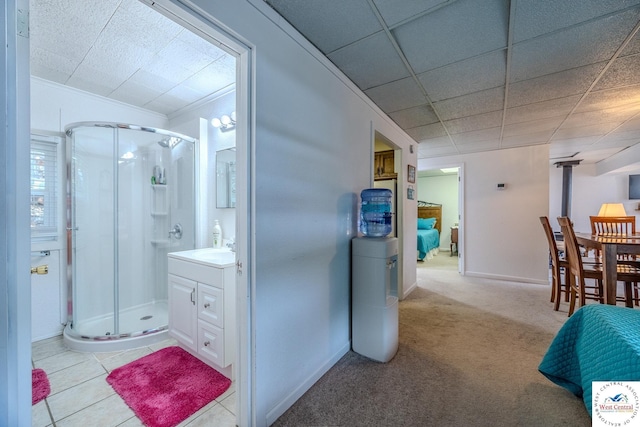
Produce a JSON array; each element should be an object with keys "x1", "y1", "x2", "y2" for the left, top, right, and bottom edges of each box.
[{"x1": 65, "y1": 122, "x2": 198, "y2": 341}]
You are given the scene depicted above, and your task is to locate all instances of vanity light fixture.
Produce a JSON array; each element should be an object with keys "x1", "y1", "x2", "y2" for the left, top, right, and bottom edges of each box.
[{"x1": 211, "y1": 112, "x2": 236, "y2": 132}]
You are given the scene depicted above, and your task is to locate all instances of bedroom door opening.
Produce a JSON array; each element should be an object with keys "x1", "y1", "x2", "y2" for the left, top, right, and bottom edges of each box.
[{"x1": 417, "y1": 166, "x2": 463, "y2": 274}]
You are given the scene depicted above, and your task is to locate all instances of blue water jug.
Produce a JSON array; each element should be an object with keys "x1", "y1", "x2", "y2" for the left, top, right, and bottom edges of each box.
[{"x1": 360, "y1": 188, "x2": 392, "y2": 237}]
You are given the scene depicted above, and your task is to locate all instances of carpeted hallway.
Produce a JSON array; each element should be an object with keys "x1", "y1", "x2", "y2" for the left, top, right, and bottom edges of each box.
[{"x1": 273, "y1": 253, "x2": 591, "y2": 426}]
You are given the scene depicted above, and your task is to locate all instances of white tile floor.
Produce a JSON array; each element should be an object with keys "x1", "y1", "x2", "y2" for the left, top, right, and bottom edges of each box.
[{"x1": 31, "y1": 336, "x2": 236, "y2": 427}]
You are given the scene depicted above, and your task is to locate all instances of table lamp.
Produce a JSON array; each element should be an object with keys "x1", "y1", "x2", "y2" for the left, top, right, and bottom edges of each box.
[{"x1": 597, "y1": 203, "x2": 627, "y2": 216}]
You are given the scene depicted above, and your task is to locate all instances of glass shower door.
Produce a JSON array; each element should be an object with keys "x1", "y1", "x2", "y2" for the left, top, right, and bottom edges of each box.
[{"x1": 68, "y1": 126, "x2": 117, "y2": 337}]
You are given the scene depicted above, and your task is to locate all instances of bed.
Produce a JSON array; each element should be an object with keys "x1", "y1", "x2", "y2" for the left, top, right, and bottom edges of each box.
[
  {"x1": 417, "y1": 202, "x2": 441, "y2": 261},
  {"x1": 538, "y1": 304, "x2": 640, "y2": 416}
]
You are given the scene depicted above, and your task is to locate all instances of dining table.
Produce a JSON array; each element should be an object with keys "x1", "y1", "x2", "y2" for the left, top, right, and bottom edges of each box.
[{"x1": 574, "y1": 232, "x2": 640, "y2": 305}]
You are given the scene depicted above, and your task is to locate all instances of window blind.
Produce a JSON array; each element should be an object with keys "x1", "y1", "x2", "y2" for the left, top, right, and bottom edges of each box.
[{"x1": 30, "y1": 136, "x2": 59, "y2": 240}]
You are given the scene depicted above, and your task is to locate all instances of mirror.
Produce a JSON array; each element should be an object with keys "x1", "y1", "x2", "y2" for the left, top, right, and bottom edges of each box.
[{"x1": 216, "y1": 148, "x2": 236, "y2": 208}]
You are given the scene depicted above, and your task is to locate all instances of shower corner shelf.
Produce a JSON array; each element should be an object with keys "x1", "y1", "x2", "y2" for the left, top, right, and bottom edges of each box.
[
  {"x1": 152, "y1": 184, "x2": 168, "y2": 189},
  {"x1": 151, "y1": 239, "x2": 170, "y2": 245}
]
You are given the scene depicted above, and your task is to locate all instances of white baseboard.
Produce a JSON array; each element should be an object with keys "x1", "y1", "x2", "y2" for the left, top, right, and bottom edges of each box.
[{"x1": 464, "y1": 271, "x2": 548, "y2": 285}]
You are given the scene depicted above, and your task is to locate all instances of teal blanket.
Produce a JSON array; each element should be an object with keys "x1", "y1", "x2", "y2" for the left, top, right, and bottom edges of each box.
[
  {"x1": 417, "y1": 228, "x2": 439, "y2": 260},
  {"x1": 538, "y1": 304, "x2": 640, "y2": 416}
]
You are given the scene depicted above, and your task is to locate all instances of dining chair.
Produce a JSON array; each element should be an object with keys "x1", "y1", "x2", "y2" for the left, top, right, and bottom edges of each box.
[
  {"x1": 540, "y1": 217, "x2": 570, "y2": 310},
  {"x1": 589, "y1": 215, "x2": 640, "y2": 304},
  {"x1": 558, "y1": 217, "x2": 639, "y2": 316}
]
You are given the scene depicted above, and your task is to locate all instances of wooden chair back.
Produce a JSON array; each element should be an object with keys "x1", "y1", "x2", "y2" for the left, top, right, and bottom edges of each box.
[
  {"x1": 590, "y1": 216, "x2": 636, "y2": 235},
  {"x1": 540, "y1": 216, "x2": 564, "y2": 308},
  {"x1": 557, "y1": 217, "x2": 582, "y2": 280}
]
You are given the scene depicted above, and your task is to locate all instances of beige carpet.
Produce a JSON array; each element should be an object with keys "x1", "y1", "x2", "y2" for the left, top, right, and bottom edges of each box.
[{"x1": 273, "y1": 254, "x2": 591, "y2": 426}]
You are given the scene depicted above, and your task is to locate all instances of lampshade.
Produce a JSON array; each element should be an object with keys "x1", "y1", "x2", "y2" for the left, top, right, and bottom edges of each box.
[{"x1": 598, "y1": 203, "x2": 627, "y2": 217}]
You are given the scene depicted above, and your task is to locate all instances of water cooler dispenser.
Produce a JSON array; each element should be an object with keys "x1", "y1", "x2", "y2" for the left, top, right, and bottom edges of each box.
[{"x1": 352, "y1": 189, "x2": 399, "y2": 362}]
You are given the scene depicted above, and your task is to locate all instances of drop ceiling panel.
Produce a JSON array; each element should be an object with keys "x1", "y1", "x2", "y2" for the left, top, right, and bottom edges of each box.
[
  {"x1": 512, "y1": 0, "x2": 640, "y2": 43},
  {"x1": 389, "y1": 105, "x2": 439, "y2": 129},
  {"x1": 433, "y1": 87, "x2": 504, "y2": 121},
  {"x1": 553, "y1": 122, "x2": 622, "y2": 140},
  {"x1": 510, "y1": 13, "x2": 635, "y2": 83},
  {"x1": 452, "y1": 128, "x2": 501, "y2": 145},
  {"x1": 30, "y1": 47, "x2": 79, "y2": 85},
  {"x1": 562, "y1": 106, "x2": 640, "y2": 128},
  {"x1": 507, "y1": 64, "x2": 605, "y2": 108},
  {"x1": 503, "y1": 117, "x2": 565, "y2": 137},
  {"x1": 457, "y1": 140, "x2": 501, "y2": 153},
  {"x1": 364, "y1": 77, "x2": 427, "y2": 113},
  {"x1": 616, "y1": 115, "x2": 640, "y2": 131},
  {"x1": 372, "y1": 0, "x2": 448, "y2": 28},
  {"x1": 328, "y1": 32, "x2": 411, "y2": 90},
  {"x1": 264, "y1": 0, "x2": 382, "y2": 54},
  {"x1": 444, "y1": 111, "x2": 503, "y2": 134},
  {"x1": 109, "y1": 81, "x2": 163, "y2": 107},
  {"x1": 417, "y1": 50, "x2": 506, "y2": 102},
  {"x1": 502, "y1": 131, "x2": 554, "y2": 147},
  {"x1": 393, "y1": 0, "x2": 509, "y2": 74},
  {"x1": 578, "y1": 85, "x2": 640, "y2": 112},
  {"x1": 181, "y1": 56, "x2": 235, "y2": 95},
  {"x1": 594, "y1": 54, "x2": 640, "y2": 91},
  {"x1": 406, "y1": 122, "x2": 448, "y2": 141},
  {"x1": 505, "y1": 96, "x2": 580, "y2": 125}
]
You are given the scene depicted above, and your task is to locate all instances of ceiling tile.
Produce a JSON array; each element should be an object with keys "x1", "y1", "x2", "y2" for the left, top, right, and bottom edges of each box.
[
  {"x1": 451, "y1": 127, "x2": 501, "y2": 145},
  {"x1": 181, "y1": 57, "x2": 236, "y2": 94},
  {"x1": 444, "y1": 111, "x2": 503, "y2": 134},
  {"x1": 616, "y1": 115, "x2": 640, "y2": 131},
  {"x1": 66, "y1": 67, "x2": 118, "y2": 97},
  {"x1": 30, "y1": 47, "x2": 77, "y2": 84},
  {"x1": 577, "y1": 85, "x2": 640, "y2": 112},
  {"x1": 563, "y1": 105, "x2": 640, "y2": 128},
  {"x1": 502, "y1": 130, "x2": 554, "y2": 147},
  {"x1": 139, "y1": 55, "x2": 196, "y2": 87},
  {"x1": 510, "y1": 11, "x2": 638, "y2": 83},
  {"x1": 507, "y1": 64, "x2": 604, "y2": 108},
  {"x1": 553, "y1": 122, "x2": 621, "y2": 140},
  {"x1": 265, "y1": 0, "x2": 382, "y2": 54},
  {"x1": 594, "y1": 54, "x2": 640, "y2": 91},
  {"x1": 503, "y1": 117, "x2": 564, "y2": 138},
  {"x1": 505, "y1": 96, "x2": 580, "y2": 124},
  {"x1": 364, "y1": 76, "x2": 426, "y2": 113},
  {"x1": 418, "y1": 50, "x2": 506, "y2": 102},
  {"x1": 457, "y1": 140, "x2": 501, "y2": 153},
  {"x1": 406, "y1": 122, "x2": 448, "y2": 141},
  {"x1": 372, "y1": 0, "x2": 448, "y2": 28},
  {"x1": 620, "y1": 30, "x2": 640, "y2": 57},
  {"x1": 389, "y1": 104, "x2": 439, "y2": 129},
  {"x1": 109, "y1": 81, "x2": 163, "y2": 107},
  {"x1": 433, "y1": 87, "x2": 504, "y2": 121},
  {"x1": 512, "y1": 0, "x2": 640, "y2": 43},
  {"x1": 328, "y1": 32, "x2": 410, "y2": 90},
  {"x1": 393, "y1": 0, "x2": 509, "y2": 74}
]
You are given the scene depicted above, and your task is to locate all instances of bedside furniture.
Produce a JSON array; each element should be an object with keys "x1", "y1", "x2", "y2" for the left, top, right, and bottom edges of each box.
[{"x1": 450, "y1": 227, "x2": 458, "y2": 256}]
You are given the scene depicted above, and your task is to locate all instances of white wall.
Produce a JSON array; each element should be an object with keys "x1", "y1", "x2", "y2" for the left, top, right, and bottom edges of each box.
[
  {"x1": 31, "y1": 77, "x2": 167, "y2": 132},
  {"x1": 178, "y1": 1, "x2": 418, "y2": 424},
  {"x1": 417, "y1": 174, "x2": 459, "y2": 248},
  {"x1": 419, "y1": 145, "x2": 550, "y2": 283},
  {"x1": 549, "y1": 162, "x2": 640, "y2": 234}
]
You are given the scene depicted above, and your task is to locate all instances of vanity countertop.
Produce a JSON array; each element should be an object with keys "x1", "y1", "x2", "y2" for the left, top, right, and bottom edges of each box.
[{"x1": 168, "y1": 248, "x2": 235, "y2": 268}]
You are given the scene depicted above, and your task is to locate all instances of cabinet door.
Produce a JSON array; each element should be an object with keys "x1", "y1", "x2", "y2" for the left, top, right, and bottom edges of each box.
[
  {"x1": 168, "y1": 274, "x2": 197, "y2": 351},
  {"x1": 198, "y1": 319, "x2": 227, "y2": 366},
  {"x1": 198, "y1": 284, "x2": 224, "y2": 328}
]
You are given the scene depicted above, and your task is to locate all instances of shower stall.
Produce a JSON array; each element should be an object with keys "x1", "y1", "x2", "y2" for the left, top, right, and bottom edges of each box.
[{"x1": 63, "y1": 122, "x2": 197, "y2": 352}]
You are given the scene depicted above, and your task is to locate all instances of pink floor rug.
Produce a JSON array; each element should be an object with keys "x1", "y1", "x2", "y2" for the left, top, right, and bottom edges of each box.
[
  {"x1": 106, "y1": 346, "x2": 231, "y2": 427},
  {"x1": 32, "y1": 368, "x2": 50, "y2": 405}
]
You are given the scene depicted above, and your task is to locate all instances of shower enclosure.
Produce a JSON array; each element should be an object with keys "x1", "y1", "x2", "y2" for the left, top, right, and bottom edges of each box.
[{"x1": 63, "y1": 122, "x2": 197, "y2": 352}]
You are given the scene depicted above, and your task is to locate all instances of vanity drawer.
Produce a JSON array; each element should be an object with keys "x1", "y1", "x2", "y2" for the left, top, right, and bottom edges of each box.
[
  {"x1": 168, "y1": 257, "x2": 223, "y2": 287},
  {"x1": 198, "y1": 320, "x2": 225, "y2": 366},
  {"x1": 198, "y1": 284, "x2": 223, "y2": 328}
]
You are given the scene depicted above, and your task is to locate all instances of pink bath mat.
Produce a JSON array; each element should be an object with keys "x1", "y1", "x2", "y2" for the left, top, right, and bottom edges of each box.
[
  {"x1": 32, "y1": 368, "x2": 50, "y2": 405},
  {"x1": 106, "y1": 346, "x2": 231, "y2": 427}
]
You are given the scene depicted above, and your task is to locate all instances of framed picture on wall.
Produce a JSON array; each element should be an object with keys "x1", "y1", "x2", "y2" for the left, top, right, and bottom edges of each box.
[{"x1": 408, "y1": 165, "x2": 416, "y2": 183}]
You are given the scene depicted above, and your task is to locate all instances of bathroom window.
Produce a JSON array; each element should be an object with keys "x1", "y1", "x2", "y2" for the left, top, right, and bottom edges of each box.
[{"x1": 30, "y1": 134, "x2": 60, "y2": 241}]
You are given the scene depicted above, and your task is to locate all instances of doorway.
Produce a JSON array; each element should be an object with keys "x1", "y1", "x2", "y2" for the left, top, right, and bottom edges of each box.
[{"x1": 416, "y1": 165, "x2": 463, "y2": 273}]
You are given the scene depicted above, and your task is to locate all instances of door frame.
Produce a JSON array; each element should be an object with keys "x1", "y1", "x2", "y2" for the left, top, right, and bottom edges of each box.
[{"x1": 139, "y1": 1, "x2": 255, "y2": 425}]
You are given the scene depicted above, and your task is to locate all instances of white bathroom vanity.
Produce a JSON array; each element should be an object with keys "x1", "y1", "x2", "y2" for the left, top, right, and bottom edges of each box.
[{"x1": 168, "y1": 248, "x2": 236, "y2": 379}]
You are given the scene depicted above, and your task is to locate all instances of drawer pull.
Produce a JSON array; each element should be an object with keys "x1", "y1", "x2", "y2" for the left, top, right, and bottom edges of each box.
[
  {"x1": 204, "y1": 303, "x2": 210, "y2": 308},
  {"x1": 204, "y1": 341, "x2": 210, "y2": 347}
]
